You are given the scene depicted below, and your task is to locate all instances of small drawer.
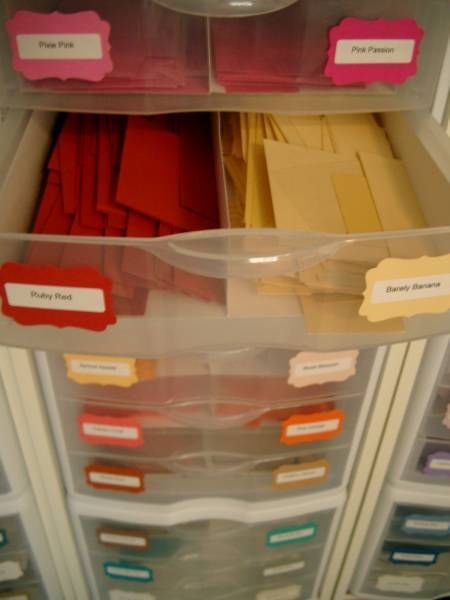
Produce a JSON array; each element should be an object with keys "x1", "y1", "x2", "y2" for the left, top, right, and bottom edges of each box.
[
  {"x1": 359, "y1": 567, "x2": 450, "y2": 599},
  {"x1": 0, "y1": 1, "x2": 448, "y2": 113},
  {"x1": 402, "y1": 438, "x2": 450, "y2": 489}
]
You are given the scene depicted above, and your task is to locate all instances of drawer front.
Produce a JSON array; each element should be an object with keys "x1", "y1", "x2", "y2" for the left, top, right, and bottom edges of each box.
[
  {"x1": 0, "y1": 111, "x2": 448, "y2": 353},
  {"x1": 0, "y1": 0, "x2": 448, "y2": 114}
]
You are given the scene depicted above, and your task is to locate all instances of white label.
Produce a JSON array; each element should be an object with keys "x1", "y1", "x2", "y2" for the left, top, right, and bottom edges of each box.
[
  {"x1": 256, "y1": 585, "x2": 302, "y2": 600},
  {"x1": 70, "y1": 359, "x2": 132, "y2": 377},
  {"x1": 429, "y1": 458, "x2": 450, "y2": 471},
  {"x1": 276, "y1": 467, "x2": 326, "y2": 484},
  {"x1": 335, "y1": 39, "x2": 415, "y2": 64},
  {"x1": 16, "y1": 34, "x2": 102, "y2": 60},
  {"x1": 269, "y1": 527, "x2": 314, "y2": 544},
  {"x1": 5, "y1": 283, "x2": 105, "y2": 313},
  {"x1": 105, "y1": 566, "x2": 149, "y2": 580},
  {"x1": 110, "y1": 592, "x2": 155, "y2": 600},
  {"x1": 370, "y1": 274, "x2": 450, "y2": 304},
  {"x1": 99, "y1": 532, "x2": 147, "y2": 548},
  {"x1": 294, "y1": 357, "x2": 353, "y2": 377},
  {"x1": 88, "y1": 472, "x2": 141, "y2": 488},
  {"x1": 392, "y1": 552, "x2": 435, "y2": 563},
  {"x1": 263, "y1": 561, "x2": 305, "y2": 577},
  {"x1": 286, "y1": 419, "x2": 339, "y2": 438},
  {"x1": 376, "y1": 575, "x2": 423, "y2": 593},
  {"x1": 83, "y1": 423, "x2": 139, "y2": 441},
  {"x1": 405, "y1": 518, "x2": 450, "y2": 532},
  {"x1": 0, "y1": 560, "x2": 24, "y2": 581}
]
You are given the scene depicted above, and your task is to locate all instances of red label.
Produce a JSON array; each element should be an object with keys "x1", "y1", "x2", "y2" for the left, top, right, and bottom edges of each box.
[
  {"x1": 0, "y1": 262, "x2": 116, "y2": 330},
  {"x1": 78, "y1": 413, "x2": 144, "y2": 448}
]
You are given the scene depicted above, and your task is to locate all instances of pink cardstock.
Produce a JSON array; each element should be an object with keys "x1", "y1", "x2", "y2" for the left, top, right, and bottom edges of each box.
[
  {"x1": 6, "y1": 10, "x2": 113, "y2": 82},
  {"x1": 325, "y1": 18, "x2": 424, "y2": 85}
]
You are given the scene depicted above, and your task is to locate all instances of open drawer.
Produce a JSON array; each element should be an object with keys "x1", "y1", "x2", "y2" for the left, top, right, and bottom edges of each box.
[
  {"x1": 0, "y1": 0, "x2": 449, "y2": 114},
  {"x1": 0, "y1": 110, "x2": 449, "y2": 354}
]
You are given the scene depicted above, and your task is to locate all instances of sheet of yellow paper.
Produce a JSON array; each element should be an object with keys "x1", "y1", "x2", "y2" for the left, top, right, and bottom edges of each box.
[
  {"x1": 272, "y1": 115, "x2": 305, "y2": 146},
  {"x1": 263, "y1": 114, "x2": 278, "y2": 141},
  {"x1": 358, "y1": 153, "x2": 426, "y2": 231},
  {"x1": 264, "y1": 140, "x2": 362, "y2": 233},
  {"x1": 297, "y1": 260, "x2": 367, "y2": 295},
  {"x1": 257, "y1": 276, "x2": 312, "y2": 296},
  {"x1": 230, "y1": 113, "x2": 243, "y2": 159},
  {"x1": 300, "y1": 294, "x2": 404, "y2": 334},
  {"x1": 326, "y1": 114, "x2": 393, "y2": 158},
  {"x1": 245, "y1": 114, "x2": 275, "y2": 228},
  {"x1": 332, "y1": 173, "x2": 382, "y2": 233},
  {"x1": 321, "y1": 117, "x2": 334, "y2": 152},
  {"x1": 268, "y1": 115, "x2": 288, "y2": 143},
  {"x1": 289, "y1": 115, "x2": 322, "y2": 150},
  {"x1": 225, "y1": 156, "x2": 246, "y2": 198},
  {"x1": 240, "y1": 113, "x2": 248, "y2": 161}
]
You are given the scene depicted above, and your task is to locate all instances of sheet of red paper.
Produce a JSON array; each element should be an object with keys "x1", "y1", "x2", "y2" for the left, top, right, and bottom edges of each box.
[{"x1": 59, "y1": 114, "x2": 80, "y2": 214}]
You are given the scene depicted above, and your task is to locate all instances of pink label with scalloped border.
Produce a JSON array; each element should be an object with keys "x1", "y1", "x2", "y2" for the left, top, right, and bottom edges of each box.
[
  {"x1": 6, "y1": 10, "x2": 113, "y2": 82},
  {"x1": 325, "y1": 18, "x2": 424, "y2": 85},
  {"x1": 288, "y1": 350, "x2": 359, "y2": 388}
]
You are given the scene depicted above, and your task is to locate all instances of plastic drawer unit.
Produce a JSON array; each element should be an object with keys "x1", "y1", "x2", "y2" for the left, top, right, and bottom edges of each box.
[
  {"x1": 389, "y1": 335, "x2": 450, "y2": 492},
  {"x1": 0, "y1": 490, "x2": 63, "y2": 599},
  {"x1": 36, "y1": 345, "x2": 384, "y2": 502},
  {"x1": 0, "y1": 109, "x2": 449, "y2": 355},
  {"x1": 69, "y1": 490, "x2": 345, "y2": 600},
  {"x1": 0, "y1": 369, "x2": 28, "y2": 497},
  {"x1": 351, "y1": 484, "x2": 450, "y2": 600},
  {"x1": 0, "y1": 1, "x2": 449, "y2": 114}
]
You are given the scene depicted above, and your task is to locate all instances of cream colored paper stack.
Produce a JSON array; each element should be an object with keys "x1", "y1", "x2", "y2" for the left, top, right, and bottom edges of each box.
[{"x1": 222, "y1": 112, "x2": 427, "y2": 333}]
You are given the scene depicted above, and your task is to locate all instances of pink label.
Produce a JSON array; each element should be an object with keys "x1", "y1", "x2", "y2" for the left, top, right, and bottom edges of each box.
[
  {"x1": 325, "y1": 18, "x2": 424, "y2": 85},
  {"x1": 78, "y1": 413, "x2": 143, "y2": 448},
  {"x1": 6, "y1": 10, "x2": 113, "y2": 82},
  {"x1": 288, "y1": 350, "x2": 358, "y2": 388}
]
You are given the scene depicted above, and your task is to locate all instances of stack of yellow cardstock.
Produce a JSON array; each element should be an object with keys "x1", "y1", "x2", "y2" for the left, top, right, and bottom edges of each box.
[{"x1": 221, "y1": 112, "x2": 426, "y2": 333}]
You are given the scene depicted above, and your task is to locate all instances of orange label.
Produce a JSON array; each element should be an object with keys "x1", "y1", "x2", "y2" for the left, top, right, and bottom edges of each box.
[
  {"x1": 281, "y1": 409, "x2": 344, "y2": 445},
  {"x1": 85, "y1": 464, "x2": 145, "y2": 493},
  {"x1": 273, "y1": 459, "x2": 329, "y2": 490}
]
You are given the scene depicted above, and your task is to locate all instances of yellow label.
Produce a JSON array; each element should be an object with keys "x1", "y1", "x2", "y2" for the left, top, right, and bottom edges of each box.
[
  {"x1": 360, "y1": 255, "x2": 450, "y2": 322},
  {"x1": 64, "y1": 354, "x2": 138, "y2": 387}
]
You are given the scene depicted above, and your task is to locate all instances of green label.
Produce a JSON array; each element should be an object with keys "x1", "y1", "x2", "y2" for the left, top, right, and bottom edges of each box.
[
  {"x1": 266, "y1": 522, "x2": 317, "y2": 547},
  {"x1": 0, "y1": 530, "x2": 7, "y2": 548}
]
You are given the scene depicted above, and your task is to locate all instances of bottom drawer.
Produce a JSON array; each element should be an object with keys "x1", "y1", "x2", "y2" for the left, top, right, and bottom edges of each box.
[
  {"x1": 0, "y1": 583, "x2": 48, "y2": 600},
  {"x1": 98, "y1": 572, "x2": 315, "y2": 600},
  {"x1": 358, "y1": 567, "x2": 450, "y2": 600},
  {"x1": 70, "y1": 492, "x2": 344, "y2": 600}
]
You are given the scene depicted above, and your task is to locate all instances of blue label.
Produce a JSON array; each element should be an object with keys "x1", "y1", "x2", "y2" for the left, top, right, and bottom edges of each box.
[
  {"x1": 389, "y1": 546, "x2": 439, "y2": 566},
  {"x1": 0, "y1": 529, "x2": 7, "y2": 548},
  {"x1": 266, "y1": 522, "x2": 317, "y2": 547},
  {"x1": 402, "y1": 514, "x2": 450, "y2": 537},
  {"x1": 103, "y1": 561, "x2": 153, "y2": 582}
]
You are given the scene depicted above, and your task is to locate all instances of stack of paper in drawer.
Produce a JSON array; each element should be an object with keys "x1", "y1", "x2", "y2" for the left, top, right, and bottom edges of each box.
[
  {"x1": 222, "y1": 112, "x2": 427, "y2": 332},
  {"x1": 28, "y1": 112, "x2": 223, "y2": 316},
  {"x1": 33, "y1": 0, "x2": 209, "y2": 93}
]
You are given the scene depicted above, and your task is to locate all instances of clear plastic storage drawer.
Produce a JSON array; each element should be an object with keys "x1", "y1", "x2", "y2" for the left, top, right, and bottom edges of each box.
[
  {"x1": 0, "y1": 1, "x2": 449, "y2": 114},
  {"x1": 37, "y1": 346, "x2": 382, "y2": 502},
  {"x1": 70, "y1": 491, "x2": 344, "y2": 600},
  {"x1": 0, "y1": 110, "x2": 449, "y2": 354},
  {"x1": 351, "y1": 484, "x2": 450, "y2": 600}
]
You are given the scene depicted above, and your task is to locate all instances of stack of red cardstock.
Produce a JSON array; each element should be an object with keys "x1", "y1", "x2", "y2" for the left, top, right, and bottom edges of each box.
[{"x1": 28, "y1": 112, "x2": 223, "y2": 317}]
